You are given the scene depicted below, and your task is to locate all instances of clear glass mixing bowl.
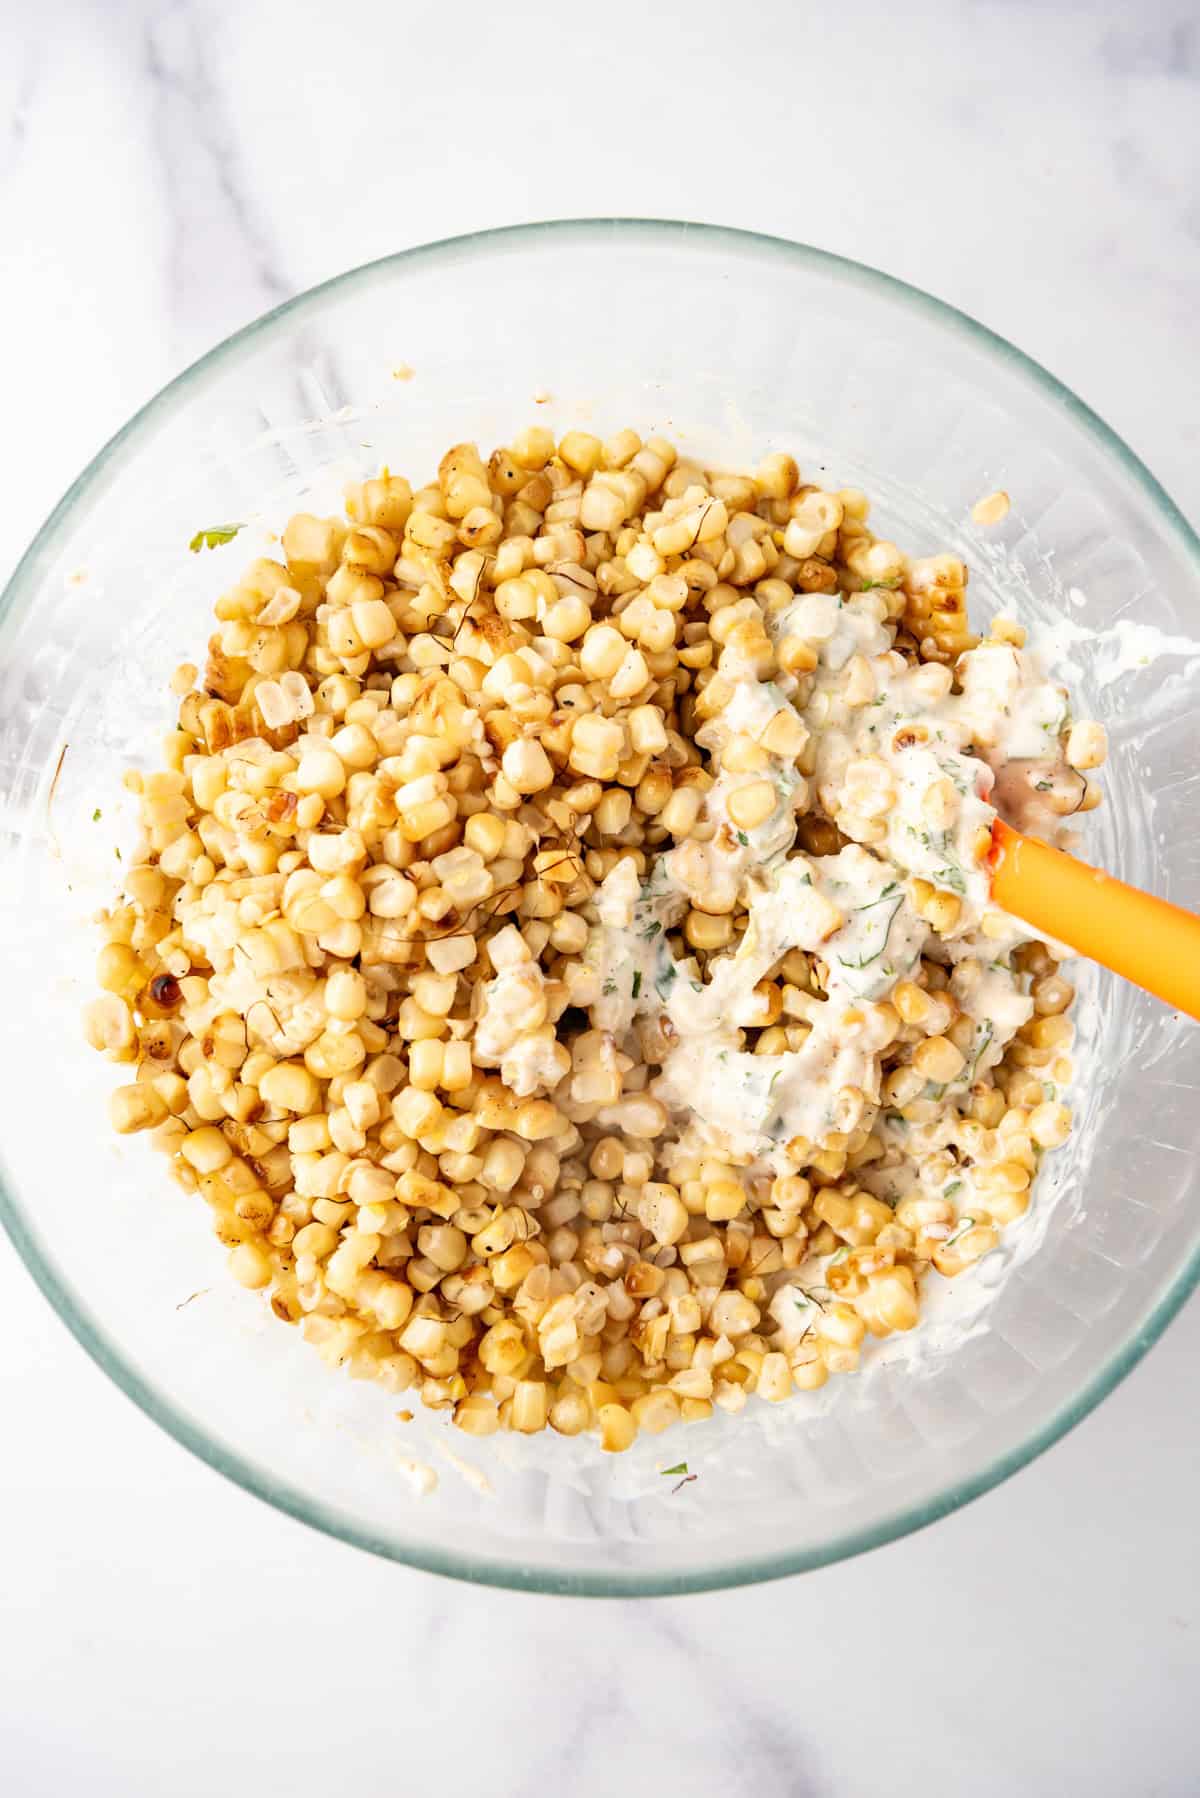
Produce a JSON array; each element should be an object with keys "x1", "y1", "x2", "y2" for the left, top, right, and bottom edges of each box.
[{"x1": 2, "y1": 221, "x2": 1198, "y2": 1596}]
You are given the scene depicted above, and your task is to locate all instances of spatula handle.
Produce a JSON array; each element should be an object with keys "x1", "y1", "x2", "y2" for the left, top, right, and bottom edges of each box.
[{"x1": 988, "y1": 819, "x2": 1200, "y2": 1021}]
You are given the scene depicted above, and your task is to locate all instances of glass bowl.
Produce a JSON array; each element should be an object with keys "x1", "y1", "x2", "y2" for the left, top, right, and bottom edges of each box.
[{"x1": 2, "y1": 220, "x2": 1198, "y2": 1597}]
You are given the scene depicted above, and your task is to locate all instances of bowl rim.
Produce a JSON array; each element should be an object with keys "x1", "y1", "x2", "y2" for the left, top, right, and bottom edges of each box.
[{"x1": 2, "y1": 217, "x2": 1198, "y2": 1598}]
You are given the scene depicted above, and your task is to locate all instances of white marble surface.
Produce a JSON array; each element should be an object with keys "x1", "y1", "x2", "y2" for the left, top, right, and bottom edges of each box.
[{"x1": 2, "y1": 1, "x2": 1199, "y2": 1792}]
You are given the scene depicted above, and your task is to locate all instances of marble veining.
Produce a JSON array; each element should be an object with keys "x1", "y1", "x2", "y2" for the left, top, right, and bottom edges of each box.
[{"x1": 143, "y1": 0, "x2": 292, "y2": 352}]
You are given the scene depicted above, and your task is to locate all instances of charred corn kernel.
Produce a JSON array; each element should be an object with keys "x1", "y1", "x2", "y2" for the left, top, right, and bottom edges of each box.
[
  {"x1": 934, "y1": 1221, "x2": 1000, "y2": 1277},
  {"x1": 597, "y1": 1403, "x2": 637, "y2": 1453},
  {"x1": 83, "y1": 994, "x2": 137, "y2": 1058},
  {"x1": 1026, "y1": 1014, "x2": 1074, "y2": 1051},
  {"x1": 912, "y1": 1035, "x2": 966, "y2": 1083},
  {"x1": 749, "y1": 1352, "x2": 786, "y2": 1402},
  {"x1": 685, "y1": 909, "x2": 733, "y2": 951},
  {"x1": 726, "y1": 780, "x2": 777, "y2": 831},
  {"x1": 228, "y1": 1240, "x2": 273, "y2": 1289},
  {"x1": 97, "y1": 943, "x2": 148, "y2": 1002},
  {"x1": 259, "y1": 1062, "x2": 321, "y2": 1114},
  {"x1": 548, "y1": 1389, "x2": 590, "y2": 1435},
  {"x1": 971, "y1": 490, "x2": 1011, "y2": 526},
  {"x1": 511, "y1": 1379, "x2": 548, "y2": 1432},
  {"x1": 633, "y1": 1184, "x2": 686, "y2": 1245},
  {"x1": 976, "y1": 1181, "x2": 1031, "y2": 1226},
  {"x1": 790, "y1": 1354, "x2": 829, "y2": 1391},
  {"x1": 324, "y1": 966, "x2": 367, "y2": 1019},
  {"x1": 502, "y1": 738, "x2": 555, "y2": 794},
  {"x1": 109, "y1": 1084, "x2": 170, "y2": 1134},
  {"x1": 86, "y1": 428, "x2": 1096, "y2": 1449},
  {"x1": 491, "y1": 1244, "x2": 537, "y2": 1290},
  {"x1": 1030, "y1": 1101, "x2": 1072, "y2": 1148},
  {"x1": 454, "y1": 1394, "x2": 501, "y2": 1436},
  {"x1": 709, "y1": 1291, "x2": 760, "y2": 1337},
  {"x1": 558, "y1": 431, "x2": 603, "y2": 477},
  {"x1": 857, "y1": 1265, "x2": 919, "y2": 1336},
  {"x1": 416, "y1": 1223, "x2": 468, "y2": 1272},
  {"x1": 704, "y1": 1180, "x2": 746, "y2": 1222},
  {"x1": 816, "y1": 1302, "x2": 865, "y2": 1349},
  {"x1": 660, "y1": 787, "x2": 703, "y2": 836},
  {"x1": 180, "y1": 1126, "x2": 233, "y2": 1172},
  {"x1": 756, "y1": 452, "x2": 799, "y2": 500}
]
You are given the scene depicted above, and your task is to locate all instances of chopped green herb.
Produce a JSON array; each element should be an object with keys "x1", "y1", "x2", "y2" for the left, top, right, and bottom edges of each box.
[
  {"x1": 631, "y1": 971, "x2": 642, "y2": 999},
  {"x1": 933, "y1": 865, "x2": 967, "y2": 895},
  {"x1": 188, "y1": 523, "x2": 244, "y2": 553},
  {"x1": 943, "y1": 1216, "x2": 977, "y2": 1251},
  {"x1": 855, "y1": 881, "x2": 900, "y2": 911},
  {"x1": 114, "y1": 846, "x2": 122, "y2": 860},
  {"x1": 829, "y1": 1245, "x2": 850, "y2": 1266},
  {"x1": 736, "y1": 830, "x2": 749, "y2": 846},
  {"x1": 945, "y1": 1180, "x2": 963, "y2": 1199},
  {"x1": 838, "y1": 896, "x2": 905, "y2": 970},
  {"x1": 602, "y1": 978, "x2": 616, "y2": 996},
  {"x1": 639, "y1": 921, "x2": 662, "y2": 940},
  {"x1": 883, "y1": 1110, "x2": 906, "y2": 1127},
  {"x1": 1035, "y1": 778, "x2": 1053, "y2": 792},
  {"x1": 969, "y1": 1021, "x2": 995, "y2": 1079},
  {"x1": 655, "y1": 964, "x2": 677, "y2": 999},
  {"x1": 661, "y1": 1460, "x2": 698, "y2": 1493},
  {"x1": 860, "y1": 576, "x2": 902, "y2": 591},
  {"x1": 91, "y1": 807, "x2": 101, "y2": 822}
]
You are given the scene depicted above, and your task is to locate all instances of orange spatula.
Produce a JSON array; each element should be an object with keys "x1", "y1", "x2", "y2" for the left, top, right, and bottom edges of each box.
[{"x1": 988, "y1": 819, "x2": 1200, "y2": 1021}]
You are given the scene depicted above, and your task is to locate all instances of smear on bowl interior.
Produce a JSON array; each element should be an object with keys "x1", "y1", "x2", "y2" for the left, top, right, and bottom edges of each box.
[{"x1": 83, "y1": 429, "x2": 1104, "y2": 1452}]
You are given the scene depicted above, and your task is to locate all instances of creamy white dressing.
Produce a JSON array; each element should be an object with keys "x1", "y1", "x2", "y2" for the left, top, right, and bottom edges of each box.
[
  {"x1": 793, "y1": 606, "x2": 1074, "y2": 932},
  {"x1": 499, "y1": 1029, "x2": 568, "y2": 1098},
  {"x1": 692, "y1": 679, "x2": 810, "y2": 882},
  {"x1": 473, "y1": 955, "x2": 564, "y2": 1096},
  {"x1": 652, "y1": 850, "x2": 927, "y2": 1163},
  {"x1": 466, "y1": 584, "x2": 1083, "y2": 1206},
  {"x1": 1040, "y1": 610, "x2": 1200, "y2": 684},
  {"x1": 950, "y1": 959, "x2": 1035, "y2": 1056},
  {"x1": 773, "y1": 589, "x2": 893, "y2": 671},
  {"x1": 569, "y1": 588, "x2": 1078, "y2": 1173}
]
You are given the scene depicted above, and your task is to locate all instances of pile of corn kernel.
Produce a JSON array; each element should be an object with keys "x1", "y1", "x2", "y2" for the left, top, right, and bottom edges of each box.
[{"x1": 84, "y1": 428, "x2": 1080, "y2": 1451}]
